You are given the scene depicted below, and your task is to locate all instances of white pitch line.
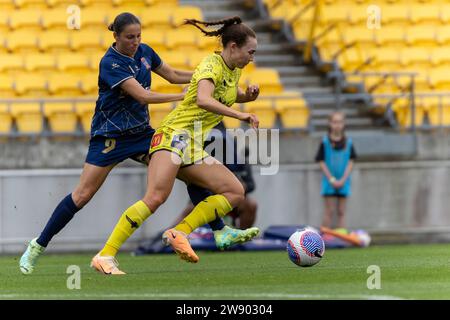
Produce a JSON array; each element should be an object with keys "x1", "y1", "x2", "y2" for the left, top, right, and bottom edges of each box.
[{"x1": 0, "y1": 293, "x2": 405, "y2": 300}]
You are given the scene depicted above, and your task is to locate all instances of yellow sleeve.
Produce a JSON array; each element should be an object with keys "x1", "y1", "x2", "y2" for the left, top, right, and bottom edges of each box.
[{"x1": 195, "y1": 55, "x2": 222, "y2": 86}]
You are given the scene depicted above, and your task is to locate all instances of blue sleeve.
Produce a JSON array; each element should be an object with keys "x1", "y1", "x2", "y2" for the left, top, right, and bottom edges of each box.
[
  {"x1": 143, "y1": 44, "x2": 162, "y2": 70},
  {"x1": 100, "y1": 57, "x2": 134, "y2": 89}
]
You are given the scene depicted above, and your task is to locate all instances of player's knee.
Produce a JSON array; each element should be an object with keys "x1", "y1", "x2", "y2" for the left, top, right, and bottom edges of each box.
[
  {"x1": 143, "y1": 192, "x2": 168, "y2": 211},
  {"x1": 227, "y1": 188, "x2": 245, "y2": 207},
  {"x1": 72, "y1": 188, "x2": 95, "y2": 208}
]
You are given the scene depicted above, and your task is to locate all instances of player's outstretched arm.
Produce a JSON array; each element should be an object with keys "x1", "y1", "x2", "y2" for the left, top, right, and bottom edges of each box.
[
  {"x1": 153, "y1": 62, "x2": 194, "y2": 84},
  {"x1": 120, "y1": 78, "x2": 185, "y2": 105}
]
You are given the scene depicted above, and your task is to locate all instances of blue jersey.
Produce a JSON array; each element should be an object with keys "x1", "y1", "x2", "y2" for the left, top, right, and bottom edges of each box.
[
  {"x1": 91, "y1": 43, "x2": 162, "y2": 138},
  {"x1": 321, "y1": 135, "x2": 353, "y2": 196}
]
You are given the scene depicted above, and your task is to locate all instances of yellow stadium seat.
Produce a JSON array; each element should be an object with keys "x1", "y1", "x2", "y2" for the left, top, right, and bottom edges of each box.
[
  {"x1": 430, "y1": 47, "x2": 450, "y2": 66},
  {"x1": 0, "y1": 0, "x2": 14, "y2": 9},
  {"x1": 347, "y1": 4, "x2": 369, "y2": 25},
  {"x1": 371, "y1": 47, "x2": 401, "y2": 70},
  {"x1": 79, "y1": 0, "x2": 111, "y2": 7},
  {"x1": 112, "y1": 0, "x2": 148, "y2": 8},
  {"x1": 380, "y1": 4, "x2": 410, "y2": 24},
  {"x1": 46, "y1": 0, "x2": 78, "y2": 8},
  {"x1": 70, "y1": 30, "x2": 103, "y2": 51},
  {"x1": 148, "y1": 102, "x2": 173, "y2": 128},
  {"x1": 48, "y1": 74, "x2": 82, "y2": 96},
  {"x1": 101, "y1": 30, "x2": 115, "y2": 50},
  {"x1": 198, "y1": 35, "x2": 220, "y2": 51},
  {"x1": 42, "y1": 9, "x2": 71, "y2": 30},
  {"x1": 38, "y1": 31, "x2": 70, "y2": 52},
  {"x1": 6, "y1": 31, "x2": 38, "y2": 53},
  {"x1": 406, "y1": 25, "x2": 437, "y2": 46},
  {"x1": 275, "y1": 98, "x2": 309, "y2": 128},
  {"x1": 342, "y1": 26, "x2": 375, "y2": 47},
  {"x1": 9, "y1": 10, "x2": 42, "y2": 31},
  {"x1": 427, "y1": 98, "x2": 450, "y2": 126},
  {"x1": 0, "y1": 103, "x2": 12, "y2": 133},
  {"x1": 187, "y1": 51, "x2": 208, "y2": 69},
  {"x1": 0, "y1": 54, "x2": 24, "y2": 73},
  {"x1": 436, "y1": 25, "x2": 450, "y2": 45},
  {"x1": 172, "y1": 5, "x2": 203, "y2": 27},
  {"x1": 374, "y1": 26, "x2": 406, "y2": 47},
  {"x1": 246, "y1": 69, "x2": 283, "y2": 94},
  {"x1": 44, "y1": 102, "x2": 78, "y2": 133},
  {"x1": 392, "y1": 98, "x2": 425, "y2": 128},
  {"x1": 141, "y1": 29, "x2": 167, "y2": 53},
  {"x1": 139, "y1": 6, "x2": 173, "y2": 30},
  {"x1": 0, "y1": 11, "x2": 9, "y2": 33},
  {"x1": 315, "y1": 26, "x2": 343, "y2": 47},
  {"x1": 159, "y1": 51, "x2": 189, "y2": 69},
  {"x1": 409, "y1": 4, "x2": 441, "y2": 24},
  {"x1": 336, "y1": 47, "x2": 374, "y2": 72},
  {"x1": 14, "y1": 0, "x2": 47, "y2": 8},
  {"x1": 89, "y1": 51, "x2": 104, "y2": 70},
  {"x1": 24, "y1": 53, "x2": 56, "y2": 72},
  {"x1": 0, "y1": 75, "x2": 15, "y2": 97},
  {"x1": 56, "y1": 53, "x2": 91, "y2": 72},
  {"x1": 151, "y1": 74, "x2": 183, "y2": 93},
  {"x1": 321, "y1": 6, "x2": 349, "y2": 24},
  {"x1": 108, "y1": 5, "x2": 146, "y2": 17},
  {"x1": 10, "y1": 102, "x2": 43, "y2": 133},
  {"x1": 15, "y1": 73, "x2": 48, "y2": 97},
  {"x1": 152, "y1": 0, "x2": 178, "y2": 6},
  {"x1": 75, "y1": 101, "x2": 95, "y2": 133},
  {"x1": 166, "y1": 29, "x2": 198, "y2": 51},
  {"x1": 243, "y1": 100, "x2": 276, "y2": 128},
  {"x1": 399, "y1": 47, "x2": 431, "y2": 67},
  {"x1": 440, "y1": 4, "x2": 450, "y2": 23},
  {"x1": 428, "y1": 68, "x2": 450, "y2": 90},
  {"x1": 80, "y1": 74, "x2": 98, "y2": 95},
  {"x1": 222, "y1": 104, "x2": 242, "y2": 129},
  {"x1": 79, "y1": 8, "x2": 108, "y2": 29}
]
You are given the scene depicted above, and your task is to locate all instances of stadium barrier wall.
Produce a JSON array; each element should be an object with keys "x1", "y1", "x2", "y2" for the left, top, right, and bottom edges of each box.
[{"x1": 2, "y1": 161, "x2": 450, "y2": 253}]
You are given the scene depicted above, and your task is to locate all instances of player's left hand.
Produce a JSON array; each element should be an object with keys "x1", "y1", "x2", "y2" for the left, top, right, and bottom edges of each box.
[{"x1": 245, "y1": 85, "x2": 259, "y2": 102}]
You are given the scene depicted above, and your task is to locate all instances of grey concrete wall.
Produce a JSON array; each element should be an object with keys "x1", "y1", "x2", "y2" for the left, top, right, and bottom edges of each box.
[
  {"x1": 0, "y1": 130, "x2": 422, "y2": 169},
  {"x1": 2, "y1": 161, "x2": 450, "y2": 253}
]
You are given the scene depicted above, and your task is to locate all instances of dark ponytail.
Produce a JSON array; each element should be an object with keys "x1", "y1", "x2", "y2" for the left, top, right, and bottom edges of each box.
[
  {"x1": 183, "y1": 16, "x2": 256, "y2": 48},
  {"x1": 108, "y1": 12, "x2": 140, "y2": 35}
]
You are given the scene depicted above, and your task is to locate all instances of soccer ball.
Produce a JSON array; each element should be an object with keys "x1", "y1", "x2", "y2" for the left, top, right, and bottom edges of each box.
[{"x1": 287, "y1": 228, "x2": 325, "y2": 267}]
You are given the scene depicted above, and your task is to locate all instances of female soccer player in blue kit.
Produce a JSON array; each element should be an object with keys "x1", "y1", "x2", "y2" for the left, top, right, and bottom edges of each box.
[{"x1": 20, "y1": 13, "x2": 258, "y2": 275}]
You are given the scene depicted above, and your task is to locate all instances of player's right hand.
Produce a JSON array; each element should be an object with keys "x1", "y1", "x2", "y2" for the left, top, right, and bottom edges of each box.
[{"x1": 239, "y1": 113, "x2": 259, "y2": 129}]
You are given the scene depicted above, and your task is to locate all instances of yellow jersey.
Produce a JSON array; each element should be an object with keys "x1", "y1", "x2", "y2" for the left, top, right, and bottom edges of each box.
[{"x1": 160, "y1": 53, "x2": 242, "y2": 136}]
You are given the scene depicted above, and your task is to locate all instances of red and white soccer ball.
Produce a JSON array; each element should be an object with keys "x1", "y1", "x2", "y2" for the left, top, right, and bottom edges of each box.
[{"x1": 287, "y1": 228, "x2": 325, "y2": 267}]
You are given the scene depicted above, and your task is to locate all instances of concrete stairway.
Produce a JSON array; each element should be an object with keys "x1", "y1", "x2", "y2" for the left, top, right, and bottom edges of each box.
[{"x1": 180, "y1": 0, "x2": 387, "y2": 133}]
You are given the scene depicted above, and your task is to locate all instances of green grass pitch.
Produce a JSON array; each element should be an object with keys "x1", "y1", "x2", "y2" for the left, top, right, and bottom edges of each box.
[{"x1": 2, "y1": 244, "x2": 450, "y2": 300}]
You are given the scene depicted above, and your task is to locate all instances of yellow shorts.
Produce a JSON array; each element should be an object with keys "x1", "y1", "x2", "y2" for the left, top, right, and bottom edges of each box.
[{"x1": 149, "y1": 126, "x2": 209, "y2": 166}]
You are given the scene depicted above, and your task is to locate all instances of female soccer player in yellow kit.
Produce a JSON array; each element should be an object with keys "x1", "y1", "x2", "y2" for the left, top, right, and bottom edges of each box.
[{"x1": 91, "y1": 16, "x2": 260, "y2": 274}]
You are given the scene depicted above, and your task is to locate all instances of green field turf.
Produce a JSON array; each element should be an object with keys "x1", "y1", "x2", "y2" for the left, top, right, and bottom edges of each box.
[{"x1": 1, "y1": 243, "x2": 450, "y2": 300}]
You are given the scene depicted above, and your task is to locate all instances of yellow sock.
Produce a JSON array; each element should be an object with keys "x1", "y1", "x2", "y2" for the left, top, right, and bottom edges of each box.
[
  {"x1": 175, "y1": 194, "x2": 233, "y2": 235},
  {"x1": 100, "y1": 200, "x2": 152, "y2": 257}
]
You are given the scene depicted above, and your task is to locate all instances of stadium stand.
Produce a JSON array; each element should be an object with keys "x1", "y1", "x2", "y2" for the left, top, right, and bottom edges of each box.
[
  {"x1": 266, "y1": 0, "x2": 450, "y2": 129},
  {"x1": 0, "y1": 0, "x2": 307, "y2": 136}
]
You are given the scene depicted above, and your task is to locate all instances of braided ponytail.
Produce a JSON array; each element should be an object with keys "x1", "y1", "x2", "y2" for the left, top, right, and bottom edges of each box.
[{"x1": 183, "y1": 16, "x2": 255, "y2": 48}]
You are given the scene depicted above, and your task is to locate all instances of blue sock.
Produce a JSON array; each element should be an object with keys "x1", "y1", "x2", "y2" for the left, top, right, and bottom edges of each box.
[
  {"x1": 187, "y1": 184, "x2": 226, "y2": 231},
  {"x1": 36, "y1": 194, "x2": 80, "y2": 247}
]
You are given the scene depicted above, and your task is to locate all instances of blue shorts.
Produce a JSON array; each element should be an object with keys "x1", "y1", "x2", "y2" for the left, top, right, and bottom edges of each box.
[{"x1": 85, "y1": 128, "x2": 155, "y2": 167}]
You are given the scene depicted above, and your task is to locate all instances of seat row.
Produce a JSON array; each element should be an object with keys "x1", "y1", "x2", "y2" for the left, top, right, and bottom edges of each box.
[{"x1": 0, "y1": 97, "x2": 310, "y2": 134}]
